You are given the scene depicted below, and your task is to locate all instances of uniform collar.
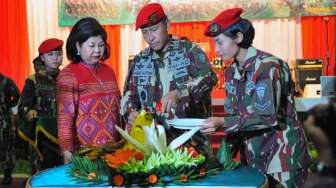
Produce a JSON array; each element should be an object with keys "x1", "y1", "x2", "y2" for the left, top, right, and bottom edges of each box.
[
  {"x1": 47, "y1": 68, "x2": 60, "y2": 78},
  {"x1": 151, "y1": 35, "x2": 175, "y2": 60},
  {"x1": 244, "y1": 46, "x2": 257, "y2": 72},
  {"x1": 232, "y1": 46, "x2": 257, "y2": 80}
]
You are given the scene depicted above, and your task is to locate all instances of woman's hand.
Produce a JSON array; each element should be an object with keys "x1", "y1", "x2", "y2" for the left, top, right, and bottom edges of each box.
[
  {"x1": 200, "y1": 117, "x2": 225, "y2": 134},
  {"x1": 26, "y1": 109, "x2": 37, "y2": 122},
  {"x1": 127, "y1": 110, "x2": 139, "y2": 125},
  {"x1": 63, "y1": 150, "x2": 73, "y2": 164}
]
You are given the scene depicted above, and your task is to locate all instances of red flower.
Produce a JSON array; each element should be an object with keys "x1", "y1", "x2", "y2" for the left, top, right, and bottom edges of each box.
[
  {"x1": 148, "y1": 174, "x2": 158, "y2": 184},
  {"x1": 87, "y1": 172, "x2": 97, "y2": 180},
  {"x1": 180, "y1": 174, "x2": 188, "y2": 182},
  {"x1": 199, "y1": 167, "x2": 206, "y2": 176},
  {"x1": 187, "y1": 147, "x2": 199, "y2": 157},
  {"x1": 105, "y1": 148, "x2": 133, "y2": 168},
  {"x1": 113, "y1": 174, "x2": 124, "y2": 186},
  {"x1": 134, "y1": 151, "x2": 144, "y2": 161}
]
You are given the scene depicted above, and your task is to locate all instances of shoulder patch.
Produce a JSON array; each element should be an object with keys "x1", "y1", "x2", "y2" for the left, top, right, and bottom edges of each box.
[
  {"x1": 183, "y1": 39, "x2": 193, "y2": 50},
  {"x1": 196, "y1": 52, "x2": 207, "y2": 64},
  {"x1": 252, "y1": 79, "x2": 275, "y2": 114}
]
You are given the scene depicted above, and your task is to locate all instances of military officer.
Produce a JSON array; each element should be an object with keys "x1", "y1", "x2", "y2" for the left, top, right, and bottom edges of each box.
[
  {"x1": 18, "y1": 38, "x2": 63, "y2": 171},
  {"x1": 120, "y1": 3, "x2": 217, "y2": 155},
  {"x1": 121, "y1": 3, "x2": 217, "y2": 121},
  {"x1": 0, "y1": 74, "x2": 19, "y2": 185},
  {"x1": 201, "y1": 8, "x2": 312, "y2": 187}
]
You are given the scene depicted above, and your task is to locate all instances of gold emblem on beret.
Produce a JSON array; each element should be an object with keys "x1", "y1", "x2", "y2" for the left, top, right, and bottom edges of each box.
[
  {"x1": 209, "y1": 23, "x2": 220, "y2": 34},
  {"x1": 149, "y1": 13, "x2": 158, "y2": 23}
]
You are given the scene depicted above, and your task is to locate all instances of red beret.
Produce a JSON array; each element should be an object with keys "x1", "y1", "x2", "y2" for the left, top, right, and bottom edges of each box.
[
  {"x1": 135, "y1": 3, "x2": 166, "y2": 30},
  {"x1": 38, "y1": 38, "x2": 63, "y2": 54},
  {"x1": 205, "y1": 8, "x2": 243, "y2": 37}
]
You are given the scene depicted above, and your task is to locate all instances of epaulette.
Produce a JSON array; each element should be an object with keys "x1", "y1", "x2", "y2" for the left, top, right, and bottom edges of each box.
[{"x1": 183, "y1": 39, "x2": 193, "y2": 51}]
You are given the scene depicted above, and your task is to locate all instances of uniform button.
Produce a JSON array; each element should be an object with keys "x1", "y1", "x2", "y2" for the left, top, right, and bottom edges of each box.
[{"x1": 97, "y1": 140, "x2": 100, "y2": 144}]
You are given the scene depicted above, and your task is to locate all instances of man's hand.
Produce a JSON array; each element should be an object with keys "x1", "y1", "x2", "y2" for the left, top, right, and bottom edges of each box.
[
  {"x1": 127, "y1": 110, "x2": 139, "y2": 125},
  {"x1": 161, "y1": 90, "x2": 181, "y2": 113},
  {"x1": 200, "y1": 117, "x2": 225, "y2": 134},
  {"x1": 26, "y1": 109, "x2": 37, "y2": 122},
  {"x1": 63, "y1": 150, "x2": 72, "y2": 164}
]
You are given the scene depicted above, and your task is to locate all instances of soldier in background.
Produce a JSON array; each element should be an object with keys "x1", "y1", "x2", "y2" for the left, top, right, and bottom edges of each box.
[
  {"x1": 201, "y1": 8, "x2": 312, "y2": 187},
  {"x1": 0, "y1": 73, "x2": 20, "y2": 185},
  {"x1": 18, "y1": 38, "x2": 63, "y2": 172},
  {"x1": 120, "y1": 3, "x2": 217, "y2": 156},
  {"x1": 302, "y1": 97, "x2": 336, "y2": 188}
]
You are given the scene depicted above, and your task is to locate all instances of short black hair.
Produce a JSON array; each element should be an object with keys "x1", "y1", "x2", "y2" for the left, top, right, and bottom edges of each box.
[
  {"x1": 221, "y1": 19, "x2": 255, "y2": 48},
  {"x1": 66, "y1": 17, "x2": 110, "y2": 63}
]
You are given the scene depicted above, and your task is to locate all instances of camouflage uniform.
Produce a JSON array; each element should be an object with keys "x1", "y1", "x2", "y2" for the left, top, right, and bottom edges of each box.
[
  {"x1": 121, "y1": 36, "x2": 217, "y2": 117},
  {"x1": 19, "y1": 62, "x2": 59, "y2": 118},
  {"x1": 0, "y1": 74, "x2": 19, "y2": 172},
  {"x1": 120, "y1": 36, "x2": 217, "y2": 155},
  {"x1": 223, "y1": 47, "x2": 312, "y2": 187},
  {"x1": 18, "y1": 60, "x2": 62, "y2": 170}
]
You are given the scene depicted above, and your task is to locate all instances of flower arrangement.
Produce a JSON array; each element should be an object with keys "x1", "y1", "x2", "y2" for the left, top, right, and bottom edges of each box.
[
  {"x1": 68, "y1": 112, "x2": 238, "y2": 186},
  {"x1": 104, "y1": 146, "x2": 216, "y2": 186}
]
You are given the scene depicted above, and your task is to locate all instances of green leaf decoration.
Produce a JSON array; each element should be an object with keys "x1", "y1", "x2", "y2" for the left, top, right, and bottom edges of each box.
[
  {"x1": 68, "y1": 121, "x2": 222, "y2": 186},
  {"x1": 217, "y1": 138, "x2": 240, "y2": 170}
]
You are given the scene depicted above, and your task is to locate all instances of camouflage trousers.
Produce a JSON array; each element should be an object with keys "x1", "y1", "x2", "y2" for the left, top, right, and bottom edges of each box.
[
  {"x1": 0, "y1": 127, "x2": 15, "y2": 170},
  {"x1": 269, "y1": 168, "x2": 308, "y2": 188}
]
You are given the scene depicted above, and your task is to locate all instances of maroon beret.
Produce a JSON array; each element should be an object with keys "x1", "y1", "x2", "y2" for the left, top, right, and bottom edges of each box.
[
  {"x1": 135, "y1": 3, "x2": 166, "y2": 31},
  {"x1": 205, "y1": 8, "x2": 243, "y2": 37},
  {"x1": 38, "y1": 38, "x2": 63, "y2": 54}
]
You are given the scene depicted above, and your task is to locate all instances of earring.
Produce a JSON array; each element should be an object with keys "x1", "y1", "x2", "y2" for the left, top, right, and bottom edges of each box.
[{"x1": 77, "y1": 50, "x2": 80, "y2": 55}]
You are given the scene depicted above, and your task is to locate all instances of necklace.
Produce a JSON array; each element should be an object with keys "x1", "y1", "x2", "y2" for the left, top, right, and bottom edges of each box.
[{"x1": 80, "y1": 63, "x2": 107, "y2": 92}]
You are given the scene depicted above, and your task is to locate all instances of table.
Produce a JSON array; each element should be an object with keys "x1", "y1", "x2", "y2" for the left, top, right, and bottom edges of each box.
[
  {"x1": 26, "y1": 164, "x2": 267, "y2": 187},
  {"x1": 293, "y1": 98, "x2": 329, "y2": 112},
  {"x1": 212, "y1": 98, "x2": 329, "y2": 112}
]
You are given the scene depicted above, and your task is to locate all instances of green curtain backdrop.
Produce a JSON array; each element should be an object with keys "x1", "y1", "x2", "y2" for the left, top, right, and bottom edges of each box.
[{"x1": 59, "y1": 0, "x2": 336, "y2": 26}]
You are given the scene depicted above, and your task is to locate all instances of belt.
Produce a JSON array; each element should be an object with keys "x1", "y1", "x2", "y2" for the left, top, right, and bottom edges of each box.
[{"x1": 239, "y1": 126, "x2": 280, "y2": 140}]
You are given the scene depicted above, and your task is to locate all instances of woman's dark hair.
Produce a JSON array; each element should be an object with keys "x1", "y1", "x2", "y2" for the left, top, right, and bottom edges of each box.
[
  {"x1": 66, "y1": 17, "x2": 110, "y2": 63},
  {"x1": 32, "y1": 56, "x2": 45, "y2": 72},
  {"x1": 222, "y1": 19, "x2": 255, "y2": 48}
]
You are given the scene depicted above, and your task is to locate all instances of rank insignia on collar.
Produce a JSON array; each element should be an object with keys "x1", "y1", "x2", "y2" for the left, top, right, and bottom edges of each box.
[
  {"x1": 209, "y1": 23, "x2": 220, "y2": 34},
  {"x1": 149, "y1": 13, "x2": 158, "y2": 23}
]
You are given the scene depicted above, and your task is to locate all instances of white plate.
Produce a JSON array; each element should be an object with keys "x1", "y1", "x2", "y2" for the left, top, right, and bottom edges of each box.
[
  {"x1": 172, "y1": 125, "x2": 201, "y2": 130},
  {"x1": 167, "y1": 118, "x2": 206, "y2": 129}
]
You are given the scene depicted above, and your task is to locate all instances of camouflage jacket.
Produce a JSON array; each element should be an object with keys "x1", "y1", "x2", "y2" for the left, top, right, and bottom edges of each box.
[
  {"x1": 120, "y1": 36, "x2": 217, "y2": 119},
  {"x1": 0, "y1": 74, "x2": 20, "y2": 129},
  {"x1": 223, "y1": 47, "x2": 311, "y2": 174},
  {"x1": 19, "y1": 64, "x2": 59, "y2": 119}
]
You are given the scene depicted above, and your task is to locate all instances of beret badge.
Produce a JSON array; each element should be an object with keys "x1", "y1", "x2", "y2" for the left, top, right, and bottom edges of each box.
[
  {"x1": 149, "y1": 13, "x2": 158, "y2": 23},
  {"x1": 209, "y1": 23, "x2": 220, "y2": 34}
]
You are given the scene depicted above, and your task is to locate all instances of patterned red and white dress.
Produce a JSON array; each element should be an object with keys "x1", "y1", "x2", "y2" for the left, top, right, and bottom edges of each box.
[{"x1": 57, "y1": 62, "x2": 121, "y2": 152}]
